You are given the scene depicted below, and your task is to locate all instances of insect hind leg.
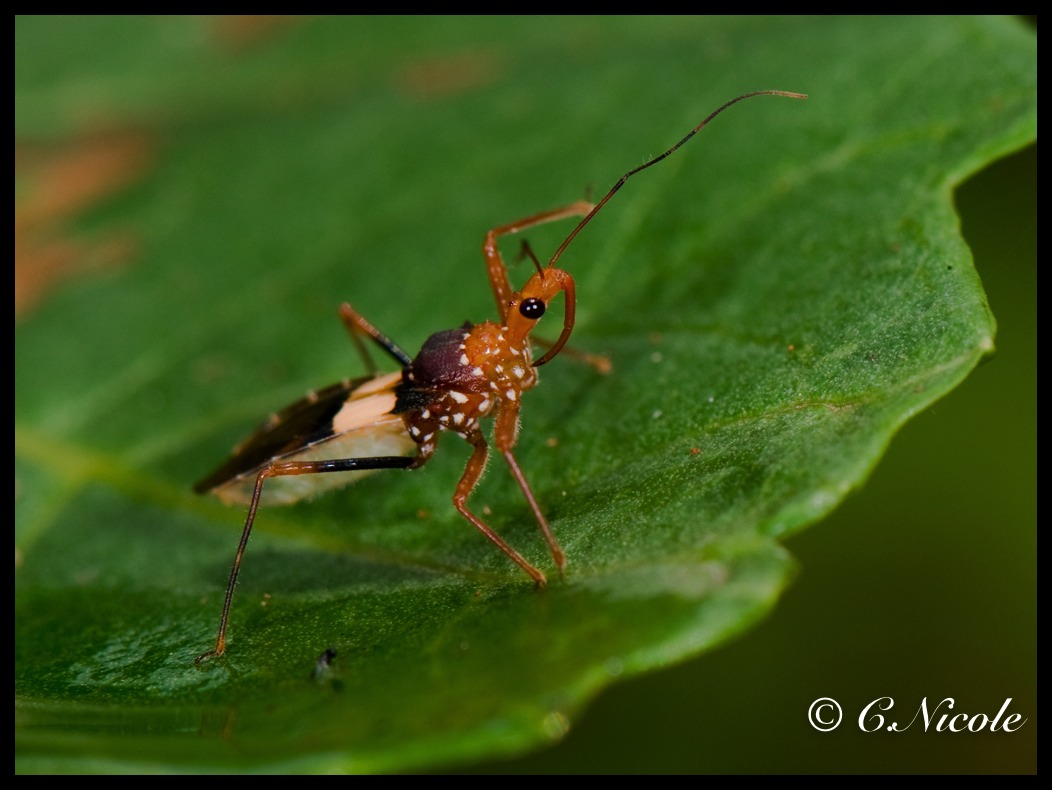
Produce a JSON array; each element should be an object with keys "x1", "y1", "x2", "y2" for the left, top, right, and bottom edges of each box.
[{"x1": 195, "y1": 454, "x2": 416, "y2": 664}]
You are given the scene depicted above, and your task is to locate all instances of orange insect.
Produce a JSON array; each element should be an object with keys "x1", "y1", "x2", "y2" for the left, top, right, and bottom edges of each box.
[{"x1": 194, "y1": 90, "x2": 806, "y2": 661}]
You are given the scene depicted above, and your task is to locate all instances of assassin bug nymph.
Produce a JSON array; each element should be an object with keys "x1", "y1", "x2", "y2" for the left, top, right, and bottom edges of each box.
[{"x1": 194, "y1": 90, "x2": 806, "y2": 662}]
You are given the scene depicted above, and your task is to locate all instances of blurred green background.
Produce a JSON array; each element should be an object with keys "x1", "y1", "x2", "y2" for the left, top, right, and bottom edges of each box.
[{"x1": 16, "y1": 16, "x2": 1035, "y2": 773}]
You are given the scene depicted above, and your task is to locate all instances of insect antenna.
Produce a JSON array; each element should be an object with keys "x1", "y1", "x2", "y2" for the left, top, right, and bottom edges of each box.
[
  {"x1": 516, "y1": 239, "x2": 545, "y2": 276},
  {"x1": 529, "y1": 90, "x2": 806, "y2": 369},
  {"x1": 545, "y1": 90, "x2": 808, "y2": 273}
]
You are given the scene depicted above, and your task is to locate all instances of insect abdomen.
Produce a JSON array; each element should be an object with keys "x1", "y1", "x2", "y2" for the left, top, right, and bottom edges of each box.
[
  {"x1": 210, "y1": 415, "x2": 417, "y2": 505},
  {"x1": 199, "y1": 371, "x2": 417, "y2": 506}
]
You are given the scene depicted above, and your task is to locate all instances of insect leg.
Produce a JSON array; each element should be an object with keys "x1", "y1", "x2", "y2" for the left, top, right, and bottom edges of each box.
[
  {"x1": 482, "y1": 200, "x2": 594, "y2": 321},
  {"x1": 532, "y1": 334, "x2": 612, "y2": 375},
  {"x1": 196, "y1": 454, "x2": 416, "y2": 663},
  {"x1": 493, "y1": 401, "x2": 565, "y2": 575},
  {"x1": 501, "y1": 447, "x2": 565, "y2": 575},
  {"x1": 452, "y1": 431, "x2": 548, "y2": 587},
  {"x1": 338, "y1": 302, "x2": 413, "y2": 373}
]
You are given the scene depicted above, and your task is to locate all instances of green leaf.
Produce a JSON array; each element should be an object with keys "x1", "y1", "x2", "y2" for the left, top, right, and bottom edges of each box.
[{"x1": 16, "y1": 16, "x2": 1036, "y2": 773}]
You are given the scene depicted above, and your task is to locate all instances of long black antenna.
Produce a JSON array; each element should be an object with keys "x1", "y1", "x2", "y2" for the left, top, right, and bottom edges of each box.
[{"x1": 546, "y1": 90, "x2": 807, "y2": 271}]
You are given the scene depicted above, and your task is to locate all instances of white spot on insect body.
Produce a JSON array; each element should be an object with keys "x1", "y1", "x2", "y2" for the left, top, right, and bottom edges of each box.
[
  {"x1": 460, "y1": 354, "x2": 470, "y2": 366},
  {"x1": 452, "y1": 320, "x2": 541, "y2": 413}
]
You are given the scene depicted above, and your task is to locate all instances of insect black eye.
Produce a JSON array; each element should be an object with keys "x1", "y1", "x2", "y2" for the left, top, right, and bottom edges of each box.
[{"x1": 519, "y1": 297, "x2": 545, "y2": 320}]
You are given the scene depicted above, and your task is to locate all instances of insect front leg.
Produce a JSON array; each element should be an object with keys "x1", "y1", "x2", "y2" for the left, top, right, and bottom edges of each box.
[
  {"x1": 196, "y1": 454, "x2": 416, "y2": 663},
  {"x1": 482, "y1": 200, "x2": 593, "y2": 321},
  {"x1": 452, "y1": 430, "x2": 548, "y2": 587}
]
